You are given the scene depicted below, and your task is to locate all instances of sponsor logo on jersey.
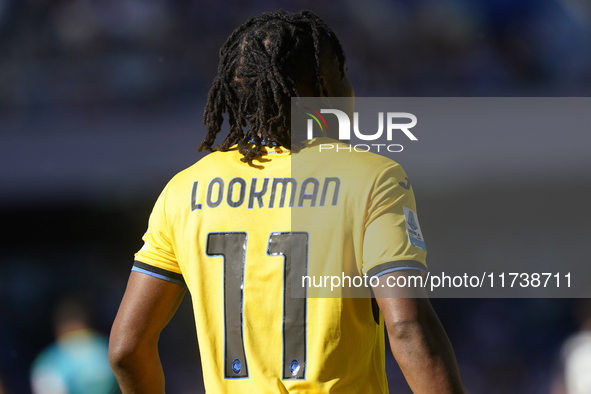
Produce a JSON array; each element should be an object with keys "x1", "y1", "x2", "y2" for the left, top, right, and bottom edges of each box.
[{"x1": 398, "y1": 177, "x2": 411, "y2": 190}]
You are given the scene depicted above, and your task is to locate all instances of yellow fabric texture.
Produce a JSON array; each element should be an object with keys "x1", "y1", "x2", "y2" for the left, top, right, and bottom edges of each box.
[{"x1": 135, "y1": 138, "x2": 427, "y2": 393}]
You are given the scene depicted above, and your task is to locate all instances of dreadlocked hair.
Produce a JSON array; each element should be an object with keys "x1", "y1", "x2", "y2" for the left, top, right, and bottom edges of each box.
[{"x1": 198, "y1": 9, "x2": 346, "y2": 162}]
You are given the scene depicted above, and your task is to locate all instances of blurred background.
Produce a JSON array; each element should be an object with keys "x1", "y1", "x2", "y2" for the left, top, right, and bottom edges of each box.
[{"x1": 1, "y1": 0, "x2": 591, "y2": 393}]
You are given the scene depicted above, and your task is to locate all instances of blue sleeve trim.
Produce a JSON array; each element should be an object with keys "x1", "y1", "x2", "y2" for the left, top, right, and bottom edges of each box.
[
  {"x1": 371, "y1": 266, "x2": 428, "y2": 278},
  {"x1": 366, "y1": 260, "x2": 427, "y2": 278},
  {"x1": 132, "y1": 261, "x2": 186, "y2": 287}
]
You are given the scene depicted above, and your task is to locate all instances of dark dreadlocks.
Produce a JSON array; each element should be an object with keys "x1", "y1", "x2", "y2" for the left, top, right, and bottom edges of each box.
[{"x1": 198, "y1": 9, "x2": 347, "y2": 162}]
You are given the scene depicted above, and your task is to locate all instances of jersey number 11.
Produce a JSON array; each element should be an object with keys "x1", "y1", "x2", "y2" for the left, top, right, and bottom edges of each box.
[{"x1": 206, "y1": 232, "x2": 308, "y2": 380}]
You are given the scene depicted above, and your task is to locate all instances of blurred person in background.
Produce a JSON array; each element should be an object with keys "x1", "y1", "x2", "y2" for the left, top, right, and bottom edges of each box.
[
  {"x1": 551, "y1": 299, "x2": 591, "y2": 394},
  {"x1": 30, "y1": 296, "x2": 118, "y2": 394},
  {"x1": 0, "y1": 373, "x2": 7, "y2": 394}
]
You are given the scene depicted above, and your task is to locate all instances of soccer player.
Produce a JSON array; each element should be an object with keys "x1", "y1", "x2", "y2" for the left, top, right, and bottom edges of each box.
[
  {"x1": 31, "y1": 296, "x2": 117, "y2": 394},
  {"x1": 109, "y1": 10, "x2": 464, "y2": 394}
]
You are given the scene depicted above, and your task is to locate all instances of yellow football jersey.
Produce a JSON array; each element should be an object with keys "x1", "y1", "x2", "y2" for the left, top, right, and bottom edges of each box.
[{"x1": 134, "y1": 137, "x2": 427, "y2": 393}]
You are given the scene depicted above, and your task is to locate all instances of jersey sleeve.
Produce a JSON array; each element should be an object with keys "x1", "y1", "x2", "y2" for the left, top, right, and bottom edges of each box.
[
  {"x1": 361, "y1": 162, "x2": 428, "y2": 278},
  {"x1": 133, "y1": 182, "x2": 185, "y2": 287}
]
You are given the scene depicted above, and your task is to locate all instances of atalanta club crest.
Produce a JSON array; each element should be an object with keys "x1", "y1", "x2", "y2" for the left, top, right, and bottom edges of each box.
[
  {"x1": 232, "y1": 358, "x2": 242, "y2": 374},
  {"x1": 289, "y1": 358, "x2": 300, "y2": 377}
]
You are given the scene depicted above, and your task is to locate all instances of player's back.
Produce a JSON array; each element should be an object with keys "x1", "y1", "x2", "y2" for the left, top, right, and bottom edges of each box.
[{"x1": 135, "y1": 138, "x2": 426, "y2": 393}]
